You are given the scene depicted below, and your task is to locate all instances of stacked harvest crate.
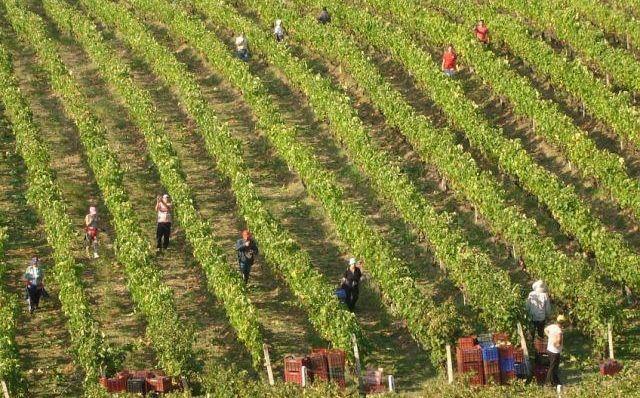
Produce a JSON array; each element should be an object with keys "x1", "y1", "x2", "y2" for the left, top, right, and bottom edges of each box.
[
  {"x1": 283, "y1": 349, "x2": 346, "y2": 388},
  {"x1": 456, "y1": 333, "x2": 523, "y2": 386},
  {"x1": 456, "y1": 336, "x2": 484, "y2": 385},
  {"x1": 99, "y1": 370, "x2": 177, "y2": 394},
  {"x1": 533, "y1": 336, "x2": 549, "y2": 384}
]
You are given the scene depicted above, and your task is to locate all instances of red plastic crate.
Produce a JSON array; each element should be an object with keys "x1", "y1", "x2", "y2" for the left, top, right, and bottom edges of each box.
[
  {"x1": 485, "y1": 371, "x2": 500, "y2": 385},
  {"x1": 284, "y1": 370, "x2": 304, "y2": 385},
  {"x1": 364, "y1": 383, "x2": 388, "y2": 394},
  {"x1": 497, "y1": 344, "x2": 514, "y2": 360},
  {"x1": 492, "y1": 332, "x2": 509, "y2": 343},
  {"x1": 458, "y1": 336, "x2": 477, "y2": 348},
  {"x1": 600, "y1": 360, "x2": 623, "y2": 376},
  {"x1": 148, "y1": 376, "x2": 172, "y2": 393},
  {"x1": 500, "y1": 370, "x2": 516, "y2": 384},
  {"x1": 459, "y1": 361, "x2": 484, "y2": 386},
  {"x1": 534, "y1": 337, "x2": 547, "y2": 354},
  {"x1": 514, "y1": 347, "x2": 524, "y2": 363},
  {"x1": 308, "y1": 353, "x2": 329, "y2": 381},
  {"x1": 483, "y1": 360, "x2": 500, "y2": 375},
  {"x1": 456, "y1": 346, "x2": 482, "y2": 364},
  {"x1": 534, "y1": 364, "x2": 548, "y2": 384},
  {"x1": 284, "y1": 356, "x2": 308, "y2": 373}
]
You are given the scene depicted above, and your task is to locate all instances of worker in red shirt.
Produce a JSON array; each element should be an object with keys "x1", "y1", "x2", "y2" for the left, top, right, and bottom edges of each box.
[
  {"x1": 474, "y1": 20, "x2": 490, "y2": 44},
  {"x1": 441, "y1": 45, "x2": 458, "y2": 77}
]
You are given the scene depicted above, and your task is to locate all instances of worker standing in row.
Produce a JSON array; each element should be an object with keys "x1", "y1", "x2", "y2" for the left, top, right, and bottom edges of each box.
[
  {"x1": 526, "y1": 279, "x2": 551, "y2": 338},
  {"x1": 156, "y1": 194, "x2": 172, "y2": 253},
  {"x1": 236, "y1": 229, "x2": 259, "y2": 285},
  {"x1": 24, "y1": 257, "x2": 44, "y2": 314},
  {"x1": 84, "y1": 205, "x2": 99, "y2": 259},
  {"x1": 235, "y1": 33, "x2": 250, "y2": 61}
]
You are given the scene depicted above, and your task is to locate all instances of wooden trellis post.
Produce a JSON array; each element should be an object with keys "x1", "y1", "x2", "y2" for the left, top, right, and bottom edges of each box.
[
  {"x1": 607, "y1": 322, "x2": 615, "y2": 360},
  {"x1": 445, "y1": 344, "x2": 454, "y2": 384},
  {"x1": 263, "y1": 344, "x2": 275, "y2": 386}
]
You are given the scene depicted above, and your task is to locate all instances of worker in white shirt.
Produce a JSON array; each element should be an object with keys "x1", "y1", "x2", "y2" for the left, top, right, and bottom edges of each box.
[
  {"x1": 526, "y1": 280, "x2": 551, "y2": 338},
  {"x1": 155, "y1": 194, "x2": 172, "y2": 253},
  {"x1": 235, "y1": 34, "x2": 249, "y2": 61},
  {"x1": 544, "y1": 315, "x2": 566, "y2": 387},
  {"x1": 274, "y1": 19, "x2": 285, "y2": 42}
]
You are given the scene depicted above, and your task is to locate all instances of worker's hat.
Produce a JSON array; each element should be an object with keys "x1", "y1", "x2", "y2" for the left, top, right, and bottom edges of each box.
[
  {"x1": 349, "y1": 258, "x2": 357, "y2": 266},
  {"x1": 556, "y1": 314, "x2": 567, "y2": 323}
]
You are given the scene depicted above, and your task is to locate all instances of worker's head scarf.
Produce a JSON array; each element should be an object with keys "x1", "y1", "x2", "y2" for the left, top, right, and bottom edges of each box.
[
  {"x1": 532, "y1": 280, "x2": 546, "y2": 293},
  {"x1": 89, "y1": 206, "x2": 97, "y2": 216}
]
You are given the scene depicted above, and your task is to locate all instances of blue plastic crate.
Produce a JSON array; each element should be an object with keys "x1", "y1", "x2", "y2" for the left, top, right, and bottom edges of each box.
[
  {"x1": 481, "y1": 345, "x2": 499, "y2": 362},
  {"x1": 514, "y1": 362, "x2": 527, "y2": 377},
  {"x1": 500, "y1": 357, "x2": 515, "y2": 372}
]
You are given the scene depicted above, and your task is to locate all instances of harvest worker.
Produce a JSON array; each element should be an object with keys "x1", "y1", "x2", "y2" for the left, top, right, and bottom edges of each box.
[
  {"x1": 526, "y1": 279, "x2": 551, "y2": 338},
  {"x1": 274, "y1": 19, "x2": 286, "y2": 42},
  {"x1": 341, "y1": 258, "x2": 363, "y2": 311},
  {"x1": 474, "y1": 20, "x2": 490, "y2": 44},
  {"x1": 236, "y1": 229, "x2": 259, "y2": 285},
  {"x1": 84, "y1": 206, "x2": 99, "y2": 258},
  {"x1": 545, "y1": 315, "x2": 566, "y2": 387},
  {"x1": 317, "y1": 7, "x2": 331, "y2": 24},
  {"x1": 156, "y1": 194, "x2": 172, "y2": 253},
  {"x1": 441, "y1": 45, "x2": 458, "y2": 77},
  {"x1": 24, "y1": 257, "x2": 44, "y2": 314},
  {"x1": 235, "y1": 33, "x2": 249, "y2": 61}
]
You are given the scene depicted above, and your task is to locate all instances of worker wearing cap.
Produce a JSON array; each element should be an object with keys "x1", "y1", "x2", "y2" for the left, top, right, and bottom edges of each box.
[
  {"x1": 341, "y1": 258, "x2": 363, "y2": 311},
  {"x1": 526, "y1": 279, "x2": 551, "y2": 338},
  {"x1": 24, "y1": 256, "x2": 44, "y2": 313},
  {"x1": 84, "y1": 206, "x2": 100, "y2": 258},
  {"x1": 156, "y1": 194, "x2": 172, "y2": 253},
  {"x1": 545, "y1": 315, "x2": 566, "y2": 387}
]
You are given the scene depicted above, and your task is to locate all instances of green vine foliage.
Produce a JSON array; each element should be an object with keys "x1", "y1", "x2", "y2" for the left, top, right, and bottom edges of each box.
[
  {"x1": 297, "y1": 0, "x2": 640, "y2": 293},
  {"x1": 427, "y1": 0, "x2": 640, "y2": 159},
  {"x1": 563, "y1": 0, "x2": 640, "y2": 52},
  {"x1": 188, "y1": 0, "x2": 522, "y2": 339},
  {"x1": 371, "y1": 0, "x2": 640, "y2": 224},
  {"x1": 490, "y1": 0, "x2": 640, "y2": 97},
  {"x1": 131, "y1": 0, "x2": 470, "y2": 364},
  {"x1": 75, "y1": 0, "x2": 363, "y2": 359},
  {"x1": 235, "y1": 0, "x2": 615, "y2": 341},
  {"x1": 2, "y1": 0, "x2": 196, "y2": 377},
  {"x1": 0, "y1": 44, "x2": 112, "y2": 397},
  {"x1": 42, "y1": 0, "x2": 265, "y2": 369},
  {"x1": 0, "y1": 226, "x2": 27, "y2": 397}
]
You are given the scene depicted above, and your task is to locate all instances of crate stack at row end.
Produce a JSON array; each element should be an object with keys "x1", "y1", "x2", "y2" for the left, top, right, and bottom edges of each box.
[
  {"x1": 533, "y1": 336, "x2": 549, "y2": 384},
  {"x1": 284, "y1": 349, "x2": 346, "y2": 388},
  {"x1": 456, "y1": 333, "x2": 524, "y2": 386}
]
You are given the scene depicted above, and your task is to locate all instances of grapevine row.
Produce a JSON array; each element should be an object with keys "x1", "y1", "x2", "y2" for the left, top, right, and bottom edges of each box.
[
  {"x1": 490, "y1": 0, "x2": 640, "y2": 96},
  {"x1": 427, "y1": 0, "x2": 640, "y2": 153},
  {"x1": 2, "y1": 0, "x2": 196, "y2": 376},
  {"x1": 0, "y1": 43, "x2": 108, "y2": 396},
  {"x1": 0, "y1": 225, "x2": 27, "y2": 397},
  {"x1": 43, "y1": 0, "x2": 266, "y2": 367},
  {"x1": 77, "y1": 0, "x2": 363, "y2": 356},
  {"x1": 564, "y1": 0, "x2": 640, "y2": 50},
  {"x1": 242, "y1": 0, "x2": 615, "y2": 337},
  {"x1": 182, "y1": 0, "x2": 521, "y2": 334},
  {"x1": 610, "y1": 0, "x2": 640, "y2": 17},
  {"x1": 130, "y1": 0, "x2": 467, "y2": 362},
  {"x1": 374, "y1": 0, "x2": 640, "y2": 223},
  {"x1": 301, "y1": 0, "x2": 640, "y2": 291}
]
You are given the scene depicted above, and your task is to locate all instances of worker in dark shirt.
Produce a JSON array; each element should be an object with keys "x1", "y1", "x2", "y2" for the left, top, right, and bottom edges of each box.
[
  {"x1": 317, "y1": 7, "x2": 331, "y2": 24},
  {"x1": 235, "y1": 229, "x2": 259, "y2": 285},
  {"x1": 341, "y1": 258, "x2": 363, "y2": 311}
]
